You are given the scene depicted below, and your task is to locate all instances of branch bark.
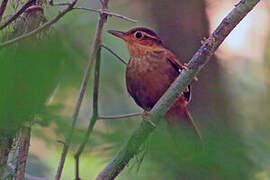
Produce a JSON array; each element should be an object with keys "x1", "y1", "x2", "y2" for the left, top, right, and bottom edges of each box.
[
  {"x1": 0, "y1": 0, "x2": 35, "y2": 30},
  {"x1": 0, "y1": 0, "x2": 8, "y2": 23},
  {"x1": 96, "y1": 0, "x2": 261, "y2": 179},
  {"x1": 16, "y1": 127, "x2": 31, "y2": 180}
]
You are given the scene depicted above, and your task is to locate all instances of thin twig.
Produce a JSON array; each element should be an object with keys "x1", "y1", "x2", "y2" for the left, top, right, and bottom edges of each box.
[
  {"x1": 98, "y1": 112, "x2": 142, "y2": 120},
  {"x1": 0, "y1": 0, "x2": 35, "y2": 30},
  {"x1": 16, "y1": 127, "x2": 31, "y2": 180},
  {"x1": 0, "y1": 0, "x2": 8, "y2": 23},
  {"x1": 55, "y1": 1, "x2": 109, "y2": 179},
  {"x1": 95, "y1": 0, "x2": 261, "y2": 179},
  {"x1": 101, "y1": 44, "x2": 127, "y2": 65},
  {"x1": 74, "y1": 47, "x2": 102, "y2": 179},
  {"x1": 73, "y1": 7, "x2": 137, "y2": 23}
]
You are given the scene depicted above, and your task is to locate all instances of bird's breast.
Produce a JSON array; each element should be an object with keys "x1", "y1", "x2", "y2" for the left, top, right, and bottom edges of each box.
[{"x1": 126, "y1": 52, "x2": 178, "y2": 110}]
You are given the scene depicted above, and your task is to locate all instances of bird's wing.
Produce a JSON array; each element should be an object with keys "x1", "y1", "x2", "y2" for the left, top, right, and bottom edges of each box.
[{"x1": 166, "y1": 51, "x2": 192, "y2": 102}]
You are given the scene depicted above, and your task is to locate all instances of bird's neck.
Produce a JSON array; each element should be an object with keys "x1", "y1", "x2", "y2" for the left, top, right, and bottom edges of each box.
[{"x1": 127, "y1": 43, "x2": 164, "y2": 58}]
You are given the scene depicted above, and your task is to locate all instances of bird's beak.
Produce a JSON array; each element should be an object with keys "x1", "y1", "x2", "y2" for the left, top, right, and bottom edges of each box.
[{"x1": 107, "y1": 30, "x2": 127, "y2": 40}]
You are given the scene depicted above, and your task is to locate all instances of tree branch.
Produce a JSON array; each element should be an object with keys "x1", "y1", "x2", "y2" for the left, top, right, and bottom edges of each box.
[
  {"x1": 101, "y1": 44, "x2": 127, "y2": 65},
  {"x1": 54, "y1": 1, "x2": 109, "y2": 179},
  {"x1": 95, "y1": 0, "x2": 261, "y2": 179},
  {"x1": 16, "y1": 127, "x2": 31, "y2": 180},
  {"x1": 73, "y1": 7, "x2": 137, "y2": 23},
  {"x1": 0, "y1": 0, "x2": 35, "y2": 30},
  {"x1": 0, "y1": 0, "x2": 8, "y2": 23},
  {"x1": 98, "y1": 112, "x2": 142, "y2": 120},
  {"x1": 74, "y1": 47, "x2": 101, "y2": 180}
]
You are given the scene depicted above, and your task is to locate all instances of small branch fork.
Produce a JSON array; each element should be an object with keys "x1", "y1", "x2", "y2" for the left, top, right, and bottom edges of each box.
[
  {"x1": 16, "y1": 126, "x2": 31, "y2": 180},
  {"x1": 0, "y1": 1, "x2": 136, "y2": 48},
  {"x1": 96, "y1": 0, "x2": 261, "y2": 180},
  {"x1": 72, "y1": 42, "x2": 137, "y2": 179},
  {"x1": 54, "y1": 0, "x2": 108, "y2": 178}
]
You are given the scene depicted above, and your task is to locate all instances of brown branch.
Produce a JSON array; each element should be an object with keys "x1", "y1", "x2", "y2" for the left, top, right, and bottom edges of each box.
[
  {"x1": 0, "y1": 0, "x2": 35, "y2": 30},
  {"x1": 74, "y1": 47, "x2": 101, "y2": 180},
  {"x1": 0, "y1": 0, "x2": 77, "y2": 48},
  {"x1": 101, "y1": 44, "x2": 127, "y2": 65},
  {"x1": 0, "y1": 137, "x2": 13, "y2": 176},
  {"x1": 95, "y1": 0, "x2": 261, "y2": 179},
  {"x1": 73, "y1": 7, "x2": 137, "y2": 23},
  {"x1": 0, "y1": 0, "x2": 8, "y2": 23},
  {"x1": 54, "y1": 1, "x2": 109, "y2": 179},
  {"x1": 16, "y1": 127, "x2": 31, "y2": 180},
  {"x1": 98, "y1": 112, "x2": 142, "y2": 120}
]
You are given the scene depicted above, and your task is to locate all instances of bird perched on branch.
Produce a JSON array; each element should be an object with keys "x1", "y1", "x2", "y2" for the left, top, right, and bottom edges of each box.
[{"x1": 108, "y1": 27, "x2": 201, "y2": 138}]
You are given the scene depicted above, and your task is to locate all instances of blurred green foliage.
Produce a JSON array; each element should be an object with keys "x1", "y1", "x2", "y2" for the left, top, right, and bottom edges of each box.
[
  {"x1": 0, "y1": 0, "x2": 269, "y2": 180},
  {"x1": 0, "y1": 34, "x2": 67, "y2": 135}
]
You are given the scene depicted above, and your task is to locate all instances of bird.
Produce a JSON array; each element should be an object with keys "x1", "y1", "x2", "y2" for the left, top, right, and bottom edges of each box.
[{"x1": 108, "y1": 27, "x2": 201, "y2": 138}]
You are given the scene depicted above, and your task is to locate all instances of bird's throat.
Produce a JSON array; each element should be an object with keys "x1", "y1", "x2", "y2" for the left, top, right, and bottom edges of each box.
[{"x1": 126, "y1": 43, "x2": 163, "y2": 58}]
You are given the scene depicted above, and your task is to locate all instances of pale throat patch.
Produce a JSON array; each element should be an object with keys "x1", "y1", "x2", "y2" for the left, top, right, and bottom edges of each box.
[{"x1": 126, "y1": 42, "x2": 163, "y2": 58}]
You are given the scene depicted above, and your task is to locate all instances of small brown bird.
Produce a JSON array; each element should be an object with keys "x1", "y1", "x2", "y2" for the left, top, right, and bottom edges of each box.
[{"x1": 108, "y1": 27, "x2": 201, "y2": 138}]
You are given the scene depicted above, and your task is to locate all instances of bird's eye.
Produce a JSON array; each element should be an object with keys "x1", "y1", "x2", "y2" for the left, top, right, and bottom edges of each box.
[{"x1": 135, "y1": 32, "x2": 143, "y2": 39}]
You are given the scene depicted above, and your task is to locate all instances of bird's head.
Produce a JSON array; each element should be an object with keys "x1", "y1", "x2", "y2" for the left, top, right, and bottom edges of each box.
[{"x1": 108, "y1": 27, "x2": 164, "y2": 57}]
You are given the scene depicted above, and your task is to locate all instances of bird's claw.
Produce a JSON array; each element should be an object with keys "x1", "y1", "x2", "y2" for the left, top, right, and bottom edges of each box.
[
  {"x1": 180, "y1": 63, "x2": 189, "y2": 71},
  {"x1": 200, "y1": 37, "x2": 208, "y2": 44},
  {"x1": 143, "y1": 111, "x2": 156, "y2": 127}
]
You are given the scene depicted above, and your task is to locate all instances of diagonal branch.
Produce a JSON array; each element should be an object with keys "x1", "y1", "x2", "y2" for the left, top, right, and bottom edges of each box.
[
  {"x1": 0, "y1": 0, "x2": 35, "y2": 30},
  {"x1": 95, "y1": 0, "x2": 261, "y2": 179},
  {"x1": 0, "y1": 0, "x2": 8, "y2": 23}
]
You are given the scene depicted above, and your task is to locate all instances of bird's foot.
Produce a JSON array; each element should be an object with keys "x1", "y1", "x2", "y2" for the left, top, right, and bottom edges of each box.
[
  {"x1": 182, "y1": 63, "x2": 189, "y2": 71},
  {"x1": 182, "y1": 63, "x2": 199, "y2": 82},
  {"x1": 200, "y1": 37, "x2": 208, "y2": 44},
  {"x1": 201, "y1": 36, "x2": 216, "y2": 46},
  {"x1": 143, "y1": 111, "x2": 156, "y2": 128}
]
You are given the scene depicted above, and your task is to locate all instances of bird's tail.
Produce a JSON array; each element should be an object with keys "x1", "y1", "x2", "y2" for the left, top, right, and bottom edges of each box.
[
  {"x1": 183, "y1": 109, "x2": 202, "y2": 140},
  {"x1": 165, "y1": 105, "x2": 202, "y2": 140}
]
